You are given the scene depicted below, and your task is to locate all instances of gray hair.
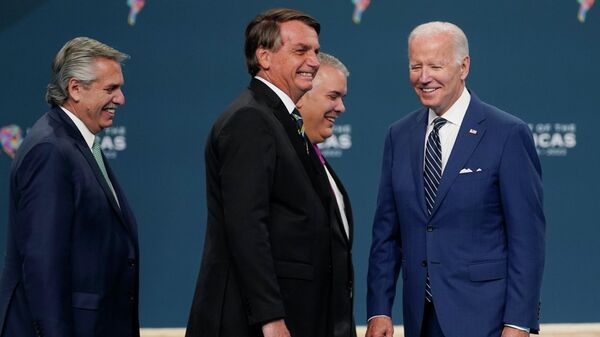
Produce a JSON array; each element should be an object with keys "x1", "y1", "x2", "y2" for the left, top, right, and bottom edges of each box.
[
  {"x1": 317, "y1": 52, "x2": 349, "y2": 77},
  {"x1": 408, "y1": 21, "x2": 469, "y2": 65},
  {"x1": 46, "y1": 37, "x2": 129, "y2": 106}
]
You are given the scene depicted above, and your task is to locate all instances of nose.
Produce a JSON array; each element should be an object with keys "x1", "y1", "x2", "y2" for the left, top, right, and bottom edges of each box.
[
  {"x1": 307, "y1": 51, "x2": 320, "y2": 69},
  {"x1": 113, "y1": 89, "x2": 125, "y2": 105},
  {"x1": 336, "y1": 98, "x2": 346, "y2": 115},
  {"x1": 418, "y1": 68, "x2": 431, "y2": 83}
]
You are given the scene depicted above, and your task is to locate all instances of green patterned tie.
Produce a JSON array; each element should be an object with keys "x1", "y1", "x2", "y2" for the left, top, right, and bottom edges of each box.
[
  {"x1": 92, "y1": 139, "x2": 120, "y2": 207},
  {"x1": 291, "y1": 109, "x2": 309, "y2": 154}
]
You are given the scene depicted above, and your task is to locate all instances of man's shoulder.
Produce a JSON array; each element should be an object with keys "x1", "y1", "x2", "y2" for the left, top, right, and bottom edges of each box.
[
  {"x1": 13, "y1": 109, "x2": 74, "y2": 167},
  {"x1": 210, "y1": 87, "x2": 280, "y2": 140},
  {"x1": 389, "y1": 107, "x2": 427, "y2": 132},
  {"x1": 473, "y1": 96, "x2": 528, "y2": 129}
]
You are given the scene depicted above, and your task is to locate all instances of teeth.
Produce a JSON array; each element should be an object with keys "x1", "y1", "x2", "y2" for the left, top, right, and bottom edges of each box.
[
  {"x1": 422, "y1": 88, "x2": 436, "y2": 93},
  {"x1": 299, "y1": 72, "x2": 313, "y2": 78}
]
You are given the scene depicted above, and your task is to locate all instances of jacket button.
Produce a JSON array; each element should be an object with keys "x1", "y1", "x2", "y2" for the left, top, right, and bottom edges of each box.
[
  {"x1": 421, "y1": 260, "x2": 427, "y2": 267},
  {"x1": 128, "y1": 259, "x2": 136, "y2": 267},
  {"x1": 426, "y1": 224, "x2": 433, "y2": 232},
  {"x1": 129, "y1": 295, "x2": 135, "y2": 303}
]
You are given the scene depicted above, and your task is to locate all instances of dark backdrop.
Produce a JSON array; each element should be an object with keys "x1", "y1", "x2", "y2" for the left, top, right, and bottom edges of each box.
[{"x1": 1, "y1": 0, "x2": 598, "y2": 326}]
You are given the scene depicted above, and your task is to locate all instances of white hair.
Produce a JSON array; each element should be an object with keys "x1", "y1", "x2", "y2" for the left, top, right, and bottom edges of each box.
[{"x1": 408, "y1": 21, "x2": 469, "y2": 65}]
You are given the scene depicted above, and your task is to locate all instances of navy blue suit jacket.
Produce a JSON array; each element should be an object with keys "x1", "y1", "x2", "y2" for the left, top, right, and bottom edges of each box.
[
  {"x1": 367, "y1": 93, "x2": 545, "y2": 337},
  {"x1": 0, "y1": 107, "x2": 140, "y2": 337}
]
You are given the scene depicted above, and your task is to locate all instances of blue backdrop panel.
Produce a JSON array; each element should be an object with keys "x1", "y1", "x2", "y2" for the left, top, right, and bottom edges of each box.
[{"x1": 1, "y1": 0, "x2": 598, "y2": 326}]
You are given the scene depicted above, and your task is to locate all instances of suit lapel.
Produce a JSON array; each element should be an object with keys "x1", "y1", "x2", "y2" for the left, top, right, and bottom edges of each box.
[
  {"x1": 50, "y1": 108, "x2": 129, "y2": 230},
  {"x1": 249, "y1": 79, "x2": 331, "y2": 208},
  {"x1": 409, "y1": 108, "x2": 429, "y2": 217},
  {"x1": 430, "y1": 94, "x2": 487, "y2": 217}
]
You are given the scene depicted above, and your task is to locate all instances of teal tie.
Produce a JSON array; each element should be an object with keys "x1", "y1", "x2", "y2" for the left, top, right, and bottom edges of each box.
[{"x1": 92, "y1": 139, "x2": 119, "y2": 207}]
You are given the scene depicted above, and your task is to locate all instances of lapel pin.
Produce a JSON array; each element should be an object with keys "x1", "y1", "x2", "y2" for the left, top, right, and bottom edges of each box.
[{"x1": 469, "y1": 128, "x2": 478, "y2": 135}]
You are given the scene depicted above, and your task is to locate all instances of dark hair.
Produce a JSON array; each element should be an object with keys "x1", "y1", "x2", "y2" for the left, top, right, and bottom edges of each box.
[{"x1": 244, "y1": 8, "x2": 320, "y2": 76}]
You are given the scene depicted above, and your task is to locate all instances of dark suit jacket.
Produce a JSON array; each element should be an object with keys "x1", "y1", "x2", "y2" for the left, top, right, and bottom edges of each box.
[
  {"x1": 186, "y1": 79, "x2": 355, "y2": 337},
  {"x1": 0, "y1": 107, "x2": 140, "y2": 337},
  {"x1": 367, "y1": 93, "x2": 545, "y2": 337}
]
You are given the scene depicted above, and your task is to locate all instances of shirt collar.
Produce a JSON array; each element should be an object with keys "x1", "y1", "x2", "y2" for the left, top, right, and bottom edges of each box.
[
  {"x1": 254, "y1": 76, "x2": 296, "y2": 114},
  {"x1": 60, "y1": 106, "x2": 96, "y2": 149},
  {"x1": 428, "y1": 86, "x2": 471, "y2": 127}
]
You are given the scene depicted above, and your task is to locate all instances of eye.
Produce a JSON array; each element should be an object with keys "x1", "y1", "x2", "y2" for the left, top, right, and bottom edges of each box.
[
  {"x1": 328, "y1": 94, "x2": 340, "y2": 101},
  {"x1": 410, "y1": 65, "x2": 422, "y2": 71},
  {"x1": 104, "y1": 85, "x2": 118, "y2": 94},
  {"x1": 294, "y1": 47, "x2": 308, "y2": 55}
]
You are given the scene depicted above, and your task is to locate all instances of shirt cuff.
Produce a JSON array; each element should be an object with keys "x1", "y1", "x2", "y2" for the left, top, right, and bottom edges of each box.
[
  {"x1": 367, "y1": 315, "x2": 391, "y2": 322},
  {"x1": 505, "y1": 324, "x2": 530, "y2": 332}
]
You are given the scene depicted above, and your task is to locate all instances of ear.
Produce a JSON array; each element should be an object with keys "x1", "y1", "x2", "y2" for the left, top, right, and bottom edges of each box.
[
  {"x1": 460, "y1": 55, "x2": 470, "y2": 80},
  {"x1": 255, "y1": 47, "x2": 271, "y2": 71},
  {"x1": 66, "y1": 77, "x2": 83, "y2": 102}
]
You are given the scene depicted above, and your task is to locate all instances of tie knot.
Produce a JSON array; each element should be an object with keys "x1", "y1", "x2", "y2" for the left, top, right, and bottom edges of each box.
[
  {"x1": 291, "y1": 109, "x2": 302, "y2": 119},
  {"x1": 433, "y1": 117, "x2": 447, "y2": 131}
]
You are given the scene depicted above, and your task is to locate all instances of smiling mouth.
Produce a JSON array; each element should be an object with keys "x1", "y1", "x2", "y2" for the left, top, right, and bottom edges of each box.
[
  {"x1": 298, "y1": 71, "x2": 314, "y2": 79},
  {"x1": 324, "y1": 115, "x2": 336, "y2": 124},
  {"x1": 103, "y1": 107, "x2": 117, "y2": 117},
  {"x1": 421, "y1": 87, "x2": 439, "y2": 93}
]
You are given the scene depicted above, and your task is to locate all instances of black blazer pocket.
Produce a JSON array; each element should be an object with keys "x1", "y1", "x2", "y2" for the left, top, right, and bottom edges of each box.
[
  {"x1": 72, "y1": 292, "x2": 101, "y2": 310},
  {"x1": 468, "y1": 259, "x2": 506, "y2": 282},
  {"x1": 274, "y1": 260, "x2": 314, "y2": 280}
]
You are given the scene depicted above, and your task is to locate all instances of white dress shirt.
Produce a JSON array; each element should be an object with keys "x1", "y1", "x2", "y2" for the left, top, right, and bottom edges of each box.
[
  {"x1": 60, "y1": 106, "x2": 96, "y2": 149},
  {"x1": 255, "y1": 76, "x2": 296, "y2": 115},
  {"x1": 323, "y1": 165, "x2": 350, "y2": 239},
  {"x1": 424, "y1": 87, "x2": 470, "y2": 173}
]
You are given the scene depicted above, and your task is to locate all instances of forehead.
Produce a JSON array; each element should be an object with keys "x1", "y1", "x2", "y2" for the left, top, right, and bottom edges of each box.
[
  {"x1": 92, "y1": 57, "x2": 124, "y2": 83},
  {"x1": 279, "y1": 20, "x2": 319, "y2": 46},
  {"x1": 315, "y1": 66, "x2": 347, "y2": 91},
  {"x1": 409, "y1": 33, "x2": 454, "y2": 59}
]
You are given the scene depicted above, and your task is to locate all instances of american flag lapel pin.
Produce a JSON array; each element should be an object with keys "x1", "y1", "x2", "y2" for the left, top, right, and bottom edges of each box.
[{"x1": 469, "y1": 128, "x2": 478, "y2": 135}]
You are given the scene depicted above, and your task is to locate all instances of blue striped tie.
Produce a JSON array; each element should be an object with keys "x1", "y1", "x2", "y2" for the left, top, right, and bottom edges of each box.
[{"x1": 423, "y1": 116, "x2": 447, "y2": 302}]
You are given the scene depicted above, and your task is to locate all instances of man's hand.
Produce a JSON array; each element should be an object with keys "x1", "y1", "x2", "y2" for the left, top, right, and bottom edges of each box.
[
  {"x1": 262, "y1": 319, "x2": 291, "y2": 337},
  {"x1": 365, "y1": 316, "x2": 394, "y2": 337},
  {"x1": 501, "y1": 326, "x2": 529, "y2": 337}
]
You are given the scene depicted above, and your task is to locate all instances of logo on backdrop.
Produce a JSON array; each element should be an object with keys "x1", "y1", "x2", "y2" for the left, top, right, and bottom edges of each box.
[
  {"x1": 528, "y1": 122, "x2": 577, "y2": 157},
  {"x1": 1, "y1": 124, "x2": 127, "y2": 161},
  {"x1": 127, "y1": 0, "x2": 145, "y2": 25},
  {"x1": 318, "y1": 124, "x2": 352, "y2": 158},
  {"x1": 97, "y1": 125, "x2": 127, "y2": 159},
  {"x1": 352, "y1": 0, "x2": 371, "y2": 24},
  {"x1": 578, "y1": 0, "x2": 595, "y2": 22},
  {"x1": 0, "y1": 124, "x2": 24, "y2": 159}
]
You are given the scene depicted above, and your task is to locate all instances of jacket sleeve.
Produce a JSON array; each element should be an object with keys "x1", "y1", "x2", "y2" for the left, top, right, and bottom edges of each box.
[
  {"x1": 215, "y1": 108, "x2": 286, "y2": 325},
  {"x1": 14, "y1": 142, "x2": 75, "y2": 337},
  {"x1": 499, "y1": 122, "x2": 545, "y2": 333},
  {"x1": 366, "y1": 127, "x2": 403, "y2": 319}
]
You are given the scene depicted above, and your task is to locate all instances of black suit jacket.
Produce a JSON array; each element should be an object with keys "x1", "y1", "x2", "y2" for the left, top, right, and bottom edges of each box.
[
  {"x1": 0, "y1": 107, "x2": 140, "y2": 337},
  {"x1": 186, "y1": 79, "x2": 355, "y2": 337}
]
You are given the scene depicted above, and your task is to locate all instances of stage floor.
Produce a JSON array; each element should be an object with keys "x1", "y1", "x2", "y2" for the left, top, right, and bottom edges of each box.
[{"x1": 141, "y1": 323, "x2": 600, "y2": 337}]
